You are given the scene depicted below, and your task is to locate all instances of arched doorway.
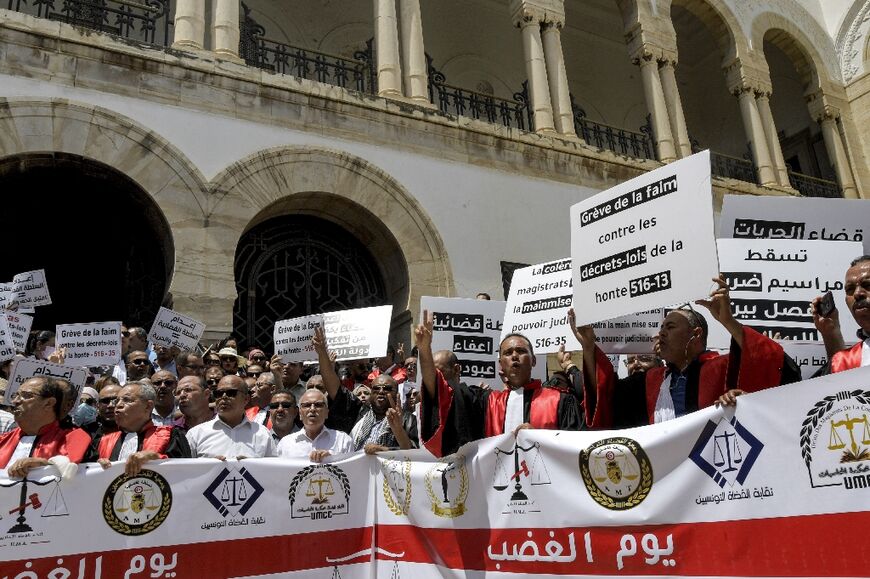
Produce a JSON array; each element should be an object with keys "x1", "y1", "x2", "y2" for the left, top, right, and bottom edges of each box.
[
  {"x1": 0, "y1": 153, "x2": 174, "y2": 328},
  {"x1": 233, "y1": 214, "x2": 389, "y2": 350}
]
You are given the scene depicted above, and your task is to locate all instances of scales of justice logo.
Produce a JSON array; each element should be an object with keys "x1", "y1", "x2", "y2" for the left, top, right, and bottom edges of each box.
[
  {"x1": 491, "y1": 441, "x2": 551, "y2": 514},
  {"x1": 102, "y1": 469, "x2": 172, "y2": 536},
  {"x1": 801, "y1": 389, "x2": 870, "y2": 489},
  {"x1": 579, "y1": 437, "x2": 653, "y2": 510},
  {"x1": 689, "y1": 416, "x2": 764, "y2": 488},
  {"x1": 424, "y1": 454, "x2": 468, "y2": 518},
  {"x1": 381, "y1": 458, "x2": 412, "y2": 516},
  {"x1": 288, "y1": 464, "x2": 351, "y2": 520},
  {"x1": 203, "y1": 466, "x2": 264, "y2": 518},
  {"x1": 0, "y1": 474, "x2": 68, "y2": 541}
]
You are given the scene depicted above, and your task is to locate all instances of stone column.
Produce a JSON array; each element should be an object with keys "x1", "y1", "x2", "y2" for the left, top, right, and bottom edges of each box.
[
  {"x1": 213, "y1": 0, "x2": 240, "y2": 59},
  {"x1": 517, "y1": 15, "x2": 555, "y2": 133},
  {"x1": 635, "y1": 50, "x2": 676, "y2": 162},
  {"x1": 733, "y1": 86, "x2": 776, "y2": 186},
  {"x1": 819, "y1": 114, "x2": 859, "y2": 198},
  {"x1": 399, "y1": 0, "x2": 429, "y2": 103},
  {"x1": 172, "y1": 0, "x2": 205, "y2": 50},
  {"x1": 541, "y1": 21, "x2": 576, "y2": 137},
  {"x1": 658, "y1": 59, "x2": 691, "y2": 158},
  {"x1": 755, "y1": 92, "x2": 789, "y2": 186},
  {"x1": 375, "y1": 0, "x2": 403, "y2": 97}
]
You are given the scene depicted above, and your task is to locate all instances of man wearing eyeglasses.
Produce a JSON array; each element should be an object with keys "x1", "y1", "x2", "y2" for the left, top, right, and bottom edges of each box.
[
  {"x1": 85, "y1": 381, "x2": 190, "y2": 475},
  {"x1": 350, "y1": 375, "x2": 417, "y2": 453},
  {"x1": 268, "y1": 389, "x2": 299, "y2": 441},
  {"x1": 277, "y1": 389, "x2": 352, "y2": 462},
  {"x1": 150, "y1": 370, "x2": 184, "y2": 427},
  {"x1": 0, "y1": 377, "x2": 90, "y2": 476},
  {"x1": 186, "y1": 375, "x2": 277, "y2": 459},
  {"x1": 571, "y1": 276, "x2": 800, "y2": 428},
  {"x1": 176, "y1": 352, "x2": 205, "y2": 379},
  {"x1": 245, "y1": 372, "x2": 277, "y2": 426},
  {"x1": 125, "y1": 350, "x2": 153, "y2": 383},
  {"x1": 92, "y1": 382, "x2": 121, "y2": 437}
]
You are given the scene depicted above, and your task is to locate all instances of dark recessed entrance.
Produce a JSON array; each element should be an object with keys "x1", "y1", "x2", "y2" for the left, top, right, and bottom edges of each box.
[{"x1": 0, "y1": 153, "x2": 173, "y2": 329}]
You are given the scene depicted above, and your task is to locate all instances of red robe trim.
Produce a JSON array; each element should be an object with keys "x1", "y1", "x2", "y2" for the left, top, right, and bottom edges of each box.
[
  {"x1": 97, "y1": 423, "x2": 174, "y2": 459},
  {"x1": 421, "y1": 370, "x2": 453, "y2": 457},
  {"x1": 642, "y1": 327, "x2": 785, "y2": 424},
  {"x1": 831, "y1": 342, "x2": 863, "y2": 373},
  {"x1": 584, "y1": 348, "x2": 618, "y2": 429},
  {"x1": 484, "y1": 381, "x2": 559, "y2": 437},
  {"x1": 0, "y1": 421, "x2": 90, "y2": 468},
  {"x1": 245, "y1": 406, "x2": 272, "y2": 429}
]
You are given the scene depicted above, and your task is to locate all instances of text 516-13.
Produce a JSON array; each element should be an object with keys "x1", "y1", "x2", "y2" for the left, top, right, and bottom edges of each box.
[
  {"x1": 535, "y1": 336, "x2": 566, "y2": 350},
  {"x1": 629, "y1": 271, "x2": 672, "y2": 298}
]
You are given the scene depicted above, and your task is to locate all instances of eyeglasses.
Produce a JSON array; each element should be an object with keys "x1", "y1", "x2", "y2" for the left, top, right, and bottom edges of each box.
[
  {"x1": 299, "y1": 401, "x2": 326, "y2": 410},
  {"x1": 247, "y1": 371, "x2": 263, "y2": 378},
  {"x1": 121, "y1": 330, "x2": 130, "y2": 337},
  {"x1": 130, "y1": 358, "x2": 150, "y2": 366},
  {"x1": 370, "y1": 386, "x2": 395, "y2": 393},
  {"x1": 250, "y1": 356, "x2": 266, "y2": 362},
  {"x1": 268, "y1": 401, "x2": 296, "y2": 410},
  {"x1": 12, "y1": 390, "x2": 43, "y2": 401},
  {"x1": 206, "y1": 378, "x2": 222, "y2": 386},
  {"x1": 205, "y1": 359, "x2": 222, "y2": 366},
  {"x1": 214, "y1": 388, "x2": 241, "y2": 399},
  {"x1": 99, "y1": 397, "x2": 118, "y2": 405},
  {"x1": 153, "y1": 379, "x2": 177, "y2": 387}
]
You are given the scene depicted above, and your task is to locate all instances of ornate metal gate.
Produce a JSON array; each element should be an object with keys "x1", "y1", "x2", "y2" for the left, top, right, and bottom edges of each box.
[{"x1": 233, "y1": 215, "x2": 388, "y2": 350}]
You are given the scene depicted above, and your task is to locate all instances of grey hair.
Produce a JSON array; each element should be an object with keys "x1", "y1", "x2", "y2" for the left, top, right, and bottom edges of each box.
[{"x1": 126, "y1": 380, "x2": 157, "y2": 402}]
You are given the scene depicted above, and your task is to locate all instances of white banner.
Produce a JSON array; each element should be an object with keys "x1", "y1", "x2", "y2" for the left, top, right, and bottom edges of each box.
[
  {"x1": 273, "y1": 313, "x2": 323, "y2": 363},
  {"x1": 2, "y1": 368, "x2": 869, "y2": 577},
  {"x1": 4, "y1": 358, "x2": 88, "y2": 404},
  {"x1": 571, "y1": 151, "x2": 718, "y2": 326},
  {"x1": 716, "y1": 239, "x2": 861, "y2": 344},
  {"x1": 148, "y1": 307, "x2": 206, "y2": 351},
  {"x1": 323, "y1": 305, "x2": 392, "y2": 361},
  {"x1": 502, "y1": 259, "x2": 661, "y2": 354},
  {"x1": 56, "y1": 321, "x2": 123, "y2": 367},
  {"x1": 719, "y1": 194, "x2": 870, "y2": 253},
  {"x1": 421, "y1": 296, "x2": 505, "y2": 388},
  {"x1": 6, "y1": 311, "x2": 33, "y2": 352}
]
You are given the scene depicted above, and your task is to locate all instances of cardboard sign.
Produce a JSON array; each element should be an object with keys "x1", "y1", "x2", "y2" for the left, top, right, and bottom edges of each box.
[
  {"x1": 502, "y1": 258, "x2": 661, "y2": 354},
  {"x1": 421, "y1": 297, "x2": 505, "y2": 388},
  {"x1": 4, "y1": 358, "x2": 88, "y2": 405},
  {"x1": 56, "y1": 321, "x2": 123, "y2": 367},
  {"x1": 570, "y1": 151, "x2": 718, "y2": 326},
  {"x1": 0, "y1": 269, "x2": 52, "y2": 310},
  {"x1": 719, "y1": 195, "x2": 870, "y2": 253},
  {"x1": 714, "y1": 239, "x2": 861, "y2": 345},
  {"x1": 6, "y1": 311, "x2": 33, "y2": 352},
  {"x1": 274, "y1": 313, "x2": 324, "y2": 363},
  {"x1": 148, "y1": 307, "x2": 206, "y2": 351},
  {"x1": 323, "y1": 305, "x2": 393, "y2": 362}
]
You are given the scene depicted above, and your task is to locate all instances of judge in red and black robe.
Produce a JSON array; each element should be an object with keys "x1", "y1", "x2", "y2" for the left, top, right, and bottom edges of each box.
[
  {"x1": 415, "y1": 313, "x2": 588, "y2": 458},
  {"x1": 0, "y1": 421, "x2": 90, "y2": 469},
  {"x1": 574, "y1": 279, "x2": 800, "y2": 429}
]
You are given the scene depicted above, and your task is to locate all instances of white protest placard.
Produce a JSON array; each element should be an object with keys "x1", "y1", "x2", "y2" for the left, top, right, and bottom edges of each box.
[
  {"x1": 570, "y1": 151, "x2": 718, "y2": 326},
  {"x1": 56, "y1": 321, "x2": 123, "y2": 367},
  {"x1": 719, "y1": 195, "x2": 870, "y2": 253},
  {"x1": 323, "y1": 305, "x2": 392, "y2": 361},
  {"x1": 8, "y1": 269, "x2": 52, "y2": 309},
  {"x1": 421, "y1": 297, "x2": 505, "y2": 388},
  {"x1": 502, "y1": 258, "x2": 662, "y2": 354},
  {"x1": 274, "y1": 313, "x2": 324, "y2": 363},
  {"x1": 715, "y1": 239, "x2": 861, "y2": 345},
  {"x1": 0, "y1": 316, "x2": 15, "y2": 363},
  {"x1": 148, "y1": 307, "x2": 206, "y2": 351},
  {"x1": 782, "y1": 342, "x2": 829, "y2": 379},
  {"x1": 6, "y1": 311, "x2": 33, "y2": 352},
  {"x1": 4, "y1": 358, "x2": 88, "y2": 405}
]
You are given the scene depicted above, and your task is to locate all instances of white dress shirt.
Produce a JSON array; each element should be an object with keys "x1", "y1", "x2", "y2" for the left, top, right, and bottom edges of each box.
[
  {"x1": 277, "y1": 426, "x2": 353, "y2": 459},
  {"x1": 186, "y1": 416, "x2": 277, "y2": 458}
]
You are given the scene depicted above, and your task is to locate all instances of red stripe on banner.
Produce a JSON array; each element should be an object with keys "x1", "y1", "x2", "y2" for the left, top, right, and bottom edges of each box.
[
  {"x1": 375, "y1": 511, "x2": 869, "y2": 576},
  {"x1": 0, "y1": 527, "x2": 372, "y2": 578}
]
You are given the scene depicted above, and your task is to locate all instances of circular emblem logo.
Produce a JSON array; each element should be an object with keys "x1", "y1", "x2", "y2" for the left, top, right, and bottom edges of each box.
[
  {"x1": 579, "y1": 437, "x2": 653, "y2": 510},
  {"x1": 103, "y1": 469, "x2": 172, "y2": 535}
]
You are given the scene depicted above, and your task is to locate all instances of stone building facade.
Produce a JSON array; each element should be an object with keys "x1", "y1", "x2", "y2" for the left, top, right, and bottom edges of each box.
[{"x1": 0, "y1": 0, "x2": 867, "y2": 348}]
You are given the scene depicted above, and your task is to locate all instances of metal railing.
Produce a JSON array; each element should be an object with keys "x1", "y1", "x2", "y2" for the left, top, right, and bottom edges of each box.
[
  {"x1": 426, "y1": 58, "x2": 532, "y2": 132},
  {"x1": 239, "y1": 6, "x2": 376, "y2": 95},
  {"x1": 710, "y1": 151, "x2": 756, "y2": 183},
  {"x1": 788, "y1": 171, "x2": 841, "y2": 198},
  {"x1": 571, "y1": 103, "x2": 654, "y2": 160},
  {"x1": 6, "y1": 0, "x2": 172, "y2": 46}
]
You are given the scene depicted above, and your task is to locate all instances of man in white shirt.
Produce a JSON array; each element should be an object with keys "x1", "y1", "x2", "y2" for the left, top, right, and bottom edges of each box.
[
  {"x1": 186, "y1": 375, "x2": 277, "y2": 459},
  {"x1": 277, "y1": 389, "x2": 352, "y2": 462}
]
